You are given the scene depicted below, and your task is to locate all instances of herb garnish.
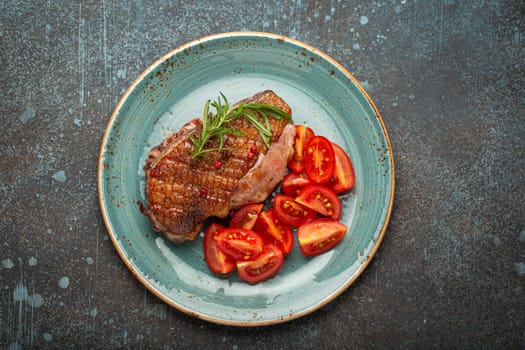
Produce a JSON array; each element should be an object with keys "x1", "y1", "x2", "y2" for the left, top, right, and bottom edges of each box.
[{"x1": 189, "y1": 93, "x2": 291, "y2": 159}]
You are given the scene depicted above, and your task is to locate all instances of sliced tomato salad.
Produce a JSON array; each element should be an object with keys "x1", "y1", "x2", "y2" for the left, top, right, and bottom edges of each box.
[
  {"x1": 295, "y1": 184, "x2": 342, "y2": 220},
  {"x1": 273, "y1": 194, "x2": 316, "y2": 227},
  {"x1": 327, "y1": 142, "x2": 355, "y2": 193},
  {"x1": 213, "y1": 228, "x2": 264, "y2": 261},
  {"x1": 202, "y1": 124, "x2": 356, "y2": 284},
  {"x1": 237, "y1": 244, "x2": 284, "y2": 284},
  {"x1": 230, "y1": 203, "x2": 264, "y2": 230},
  {"x1": 203, "y1": 223, "x2": 235, "y2": 274},
  {"x1": 281, "y1": 172, "x2": 311, "y2": 196},
  {"x1": 304, "y1": 135, "x2": 336, "y2": 183},
  {"x1": 297, "y1": 218, "x2": 348, "y2": 256},
  {"x1": 256, "y1": 209, "x2": 294, "y2": 254},
  {"x1": 288, "y1": 125, "x2": 314, "y2": 173}
]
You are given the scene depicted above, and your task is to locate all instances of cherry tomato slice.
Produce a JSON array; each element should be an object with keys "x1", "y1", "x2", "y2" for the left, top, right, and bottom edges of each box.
[
  {"x1": 281, "y1": 172, "x2": 312, "y2": 196},
  {"x1": 273, "y1": 194, "x2": 316, "y2": 227},
  {"x1": 230, "y1": 203, "x2": 264, "y2": 230},
  {"x1": 295, "y1": 184, "x2": 342, "y2": 220},
  {"x1": 288, "y1": 125, "x2": 314, "y2": 173},
  {"x1": 237, "y1": 244, "x2": 284, "y2": 284},
  {"x1": 327, "y1": 143, "x2": 355, "y2": 193},
  {"x1": 304, "y1": 136, "x2": 335, "y2": 183},
  {"x1": 203, "y1": 223, "x2": 236, "y2": 274},
  {"x1": 297, "y1": 218, "x2": 348, "y2": 256},
  {"x1": 214, "y1": 228, "x2": 264, "y2": 261},
  {"x1": 255, "y1": 209, "x2": 294, "y2": 254}
]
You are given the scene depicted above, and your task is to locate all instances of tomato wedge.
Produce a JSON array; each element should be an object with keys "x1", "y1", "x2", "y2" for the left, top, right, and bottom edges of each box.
[
  {"x1": 304, "y1": 136, "x2": 335, "y2": 183},
  {"x1": 203, "y1": 223, "x2": 236, "y2": 274},
  {"x1": 237, "y1": 244, "x2": 284, "y2": 284},
  {"x1": 281, "y1": 172, "x2": 312, "y2": 196},
  {"x1": 273, "y1": 194, "x2": 316, "y2": 227},
  {"x1": 288, "y1": 125, "x2": 314, "y2": 173},
  {"x1": 255, "y1": 209, "x2": 294, "y2": 254},
  {"x1": 297, "y1": 219, "x2": 348, "y2": 256},
  {"x1": 230, "y1": 203, "x2": 264, "y2": 230},
  {"x1": 295, "y1": 184, "x2": 342, "y2": 220},
  {"x1": 214, "y1": 228, "x2": 264, "y2": 261},
  {"x1": 327, "y1": 143, "x2": 355, "y2": 193}
]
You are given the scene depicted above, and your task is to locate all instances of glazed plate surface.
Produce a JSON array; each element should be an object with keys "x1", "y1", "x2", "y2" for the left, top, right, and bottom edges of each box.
[{"x1": 98, "y1": 32, "x2": 394, "y2": 326}]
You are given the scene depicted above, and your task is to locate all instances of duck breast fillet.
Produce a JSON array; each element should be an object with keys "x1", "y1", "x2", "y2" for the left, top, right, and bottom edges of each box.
[{"x1": 140, "y1": 90, "x2": 295, "y2": 242}]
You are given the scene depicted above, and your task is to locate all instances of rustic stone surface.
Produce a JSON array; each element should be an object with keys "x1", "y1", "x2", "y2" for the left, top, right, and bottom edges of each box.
[{"x1": 1, "y1": 1, "x2": 523, "y2": 348}]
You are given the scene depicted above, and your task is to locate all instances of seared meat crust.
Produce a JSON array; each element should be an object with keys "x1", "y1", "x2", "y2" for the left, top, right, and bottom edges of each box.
[{"x1": 141, "y1": 90, "x2": 294, "y2": 242}]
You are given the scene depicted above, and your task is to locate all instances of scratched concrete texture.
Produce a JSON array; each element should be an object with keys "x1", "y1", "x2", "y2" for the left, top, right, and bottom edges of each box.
[{"x1": 1, "y1": 0, "x2": 524, "y2": 348}]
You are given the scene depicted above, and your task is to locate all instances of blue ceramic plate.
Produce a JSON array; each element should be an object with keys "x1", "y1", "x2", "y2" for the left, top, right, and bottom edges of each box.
[{"x1": 98, "y1": 32, "x2": 394, "y2": 326}]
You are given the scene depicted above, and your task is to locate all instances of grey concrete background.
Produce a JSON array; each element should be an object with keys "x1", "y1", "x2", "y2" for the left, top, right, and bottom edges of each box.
[{"x1": 1, "y1": 0, "x2": 524, "y2": 348}]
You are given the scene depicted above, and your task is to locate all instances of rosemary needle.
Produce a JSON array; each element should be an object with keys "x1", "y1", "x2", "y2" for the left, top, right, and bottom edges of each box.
[{"x1": 189, "y1": 93, "x2": 291, "y2": 159}]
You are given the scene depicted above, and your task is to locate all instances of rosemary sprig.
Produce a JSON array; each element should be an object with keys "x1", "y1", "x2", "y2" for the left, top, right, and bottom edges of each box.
[{"x1": 189, "y1": 93, "x2": 291, "y2": 159}]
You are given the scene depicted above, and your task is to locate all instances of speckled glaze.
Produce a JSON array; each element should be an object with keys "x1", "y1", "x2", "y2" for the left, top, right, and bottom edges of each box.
[{"x1": 97, "y1": 32, "x2": 394, "y2": 326}]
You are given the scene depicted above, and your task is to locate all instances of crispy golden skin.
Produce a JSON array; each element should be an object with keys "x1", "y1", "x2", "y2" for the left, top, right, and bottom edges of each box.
[{"x1": 140, "y1": 90, "x2": 294, "y2": 242}]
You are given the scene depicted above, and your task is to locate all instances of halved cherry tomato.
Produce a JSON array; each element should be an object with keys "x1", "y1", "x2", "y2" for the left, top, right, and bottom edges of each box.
[
  {"x1": 304, "y1": 136, "x2": 335, "y2": 183},
  {"x1": 237, "y1": 244, "x2": 284, "y2": 284},
  {"x1": 327, "y1": 143, "x2": 355, "y2": 193},
  {"x1": 288, "y1": 125, "x2": 314, "y2": 173},
  {"x1": 203, "y1": 223, "x2": 236, "y2": 274},
  {"x1": 297, "y1": 218, "x2": 348, "y2": 256},
  {"x1": 214, "y1": 228, "x2": 264, "y2": 261},
  {"x1": 281, "y1": 172, "x2": 312, "y2": 196},
  {"x1": 230, "y1": 203, "x2": 264, "y2": 230},
  {"x1": 273, "y1": 194, "x2": 316, "y2": 227},
  {"x1": 295, "y1": 184, "x2": 342, "y2": 220},
  {"x1": 255, "y1": 209, "x2": 294, "y2": 254}
]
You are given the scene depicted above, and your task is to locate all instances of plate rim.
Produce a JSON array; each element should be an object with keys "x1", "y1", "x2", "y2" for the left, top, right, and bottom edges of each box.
[{"x1": 97, "y1": 31, "x2": 395, "y2": 326}]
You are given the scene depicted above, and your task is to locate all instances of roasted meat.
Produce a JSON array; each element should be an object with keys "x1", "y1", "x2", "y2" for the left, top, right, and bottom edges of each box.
[{"x1": 140, "y1": 90, "x2": 295, "y2": 242}]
